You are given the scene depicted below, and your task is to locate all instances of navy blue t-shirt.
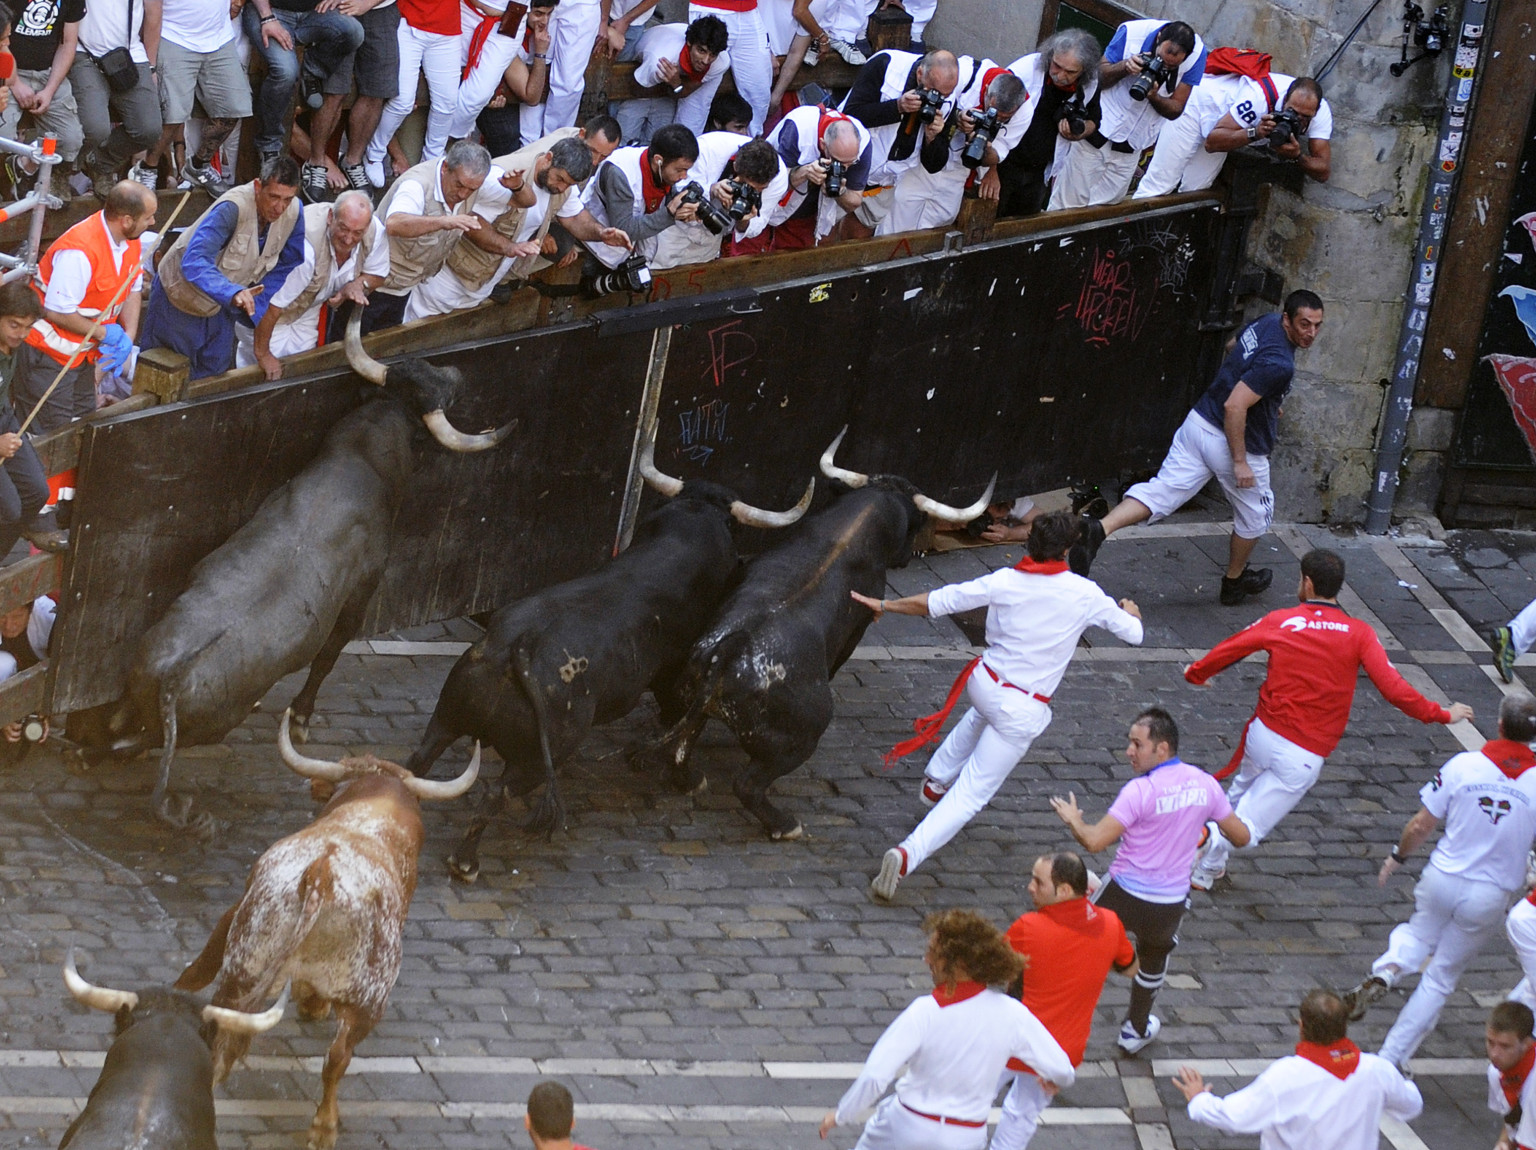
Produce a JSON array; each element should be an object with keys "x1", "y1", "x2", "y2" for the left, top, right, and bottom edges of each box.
[{"x1": 1191, "y1": 312, "x2": 1296, "y2": 456}]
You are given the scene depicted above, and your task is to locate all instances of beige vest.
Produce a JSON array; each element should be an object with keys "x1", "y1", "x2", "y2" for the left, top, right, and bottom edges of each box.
[
  {"x1": 285, "y1": 202, "x2": 381, "y2": 316},
  {"x1": 157, "y1": 182, "x2": 301, "y2": 318},
  {"x1": 446, "y1": 129, "x2": 580, "y2": 290},
  {"x1": 378, "y1": 160, "x2": 481, "y2": 295}
]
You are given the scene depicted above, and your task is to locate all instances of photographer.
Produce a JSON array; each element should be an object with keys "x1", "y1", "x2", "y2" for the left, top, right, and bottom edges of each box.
[
  {"x1": 616, "y1": 15, "x2": 731, "y2": 143},
  {"x1": 987, "y1": 29, "x2": 1101, "y2": 218},
  {"x1": 579, "y1": 122, "x2": 700, "y2": 289},
  {"x1": 1049, "y1": 19, "x2": 1206, "y2": 209},
  {"x1": 743, "y1": 106, "x2": 871, "y2": 252},
  {"x1": 652, "y1": 135, "x2": 785, "y2": 269},
  {"x1": 0, "y1": 597, "x2": 53, "y2": 758},
  {"x1": 839, "y1": 48, "x2": 959, "y2": 237},
  {"x1": 881, "y1": 60, "x2": 1024, "y2": 235}
]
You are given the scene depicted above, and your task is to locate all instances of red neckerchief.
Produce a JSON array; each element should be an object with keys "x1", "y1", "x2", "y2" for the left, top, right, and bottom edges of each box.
[
  {"x1": 974, "y1": 65, "x2": 1009, "y2": 109},
  {"x1": 637, "y1": 149, "x2": 668, "y2": 213},
  {"x1": 1014, "y1": 556, "x2": 1069, "y2": 574},
  {"x1": 679, "y1": 46, "x2": 705, "y2": 82},
  {"x1": 1484, "y1": 739, "x2": 1536, "y2": 780},
  {"x1": 1503, "y1": 1043, "x2": 1536, "y2": 1109},
  {"x1": 1295, "y1": 1038, "x2": 1361, "y2": 1080},
  {"x1": 463, "y1": 13, "x2": 499, "y2": 80},
  {"x1": 932, "y1": 980, "x2": 985, "y2": 1007}
]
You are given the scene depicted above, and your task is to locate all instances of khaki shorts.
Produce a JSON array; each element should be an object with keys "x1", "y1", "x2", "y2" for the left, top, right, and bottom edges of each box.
[{"x1": 157, "y1": 38, "x2": 253, "y2": 123}]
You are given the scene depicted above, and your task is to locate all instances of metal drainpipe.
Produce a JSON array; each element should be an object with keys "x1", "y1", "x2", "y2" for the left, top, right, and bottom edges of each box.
[{"x1": 1365, "y1": 0, "x2": 1491, "y2": 532}]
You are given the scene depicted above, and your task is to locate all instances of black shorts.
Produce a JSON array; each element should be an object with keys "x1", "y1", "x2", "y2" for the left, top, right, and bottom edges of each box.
[
  {"x1": 355, "y1": 3, "x2": 401, "y2": 99},
  {"x1": 1093, "y1": 879, "x2": 1186, "y2": 971}
]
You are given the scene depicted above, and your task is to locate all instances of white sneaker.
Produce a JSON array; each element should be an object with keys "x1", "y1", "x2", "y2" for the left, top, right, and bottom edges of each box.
[
  {"x1": 127, "y1": 161, "x2": 158, "y2": 190},
  {"x1": 1190, "y1": 820, "x2": 1224, "y2": 891},
  {"x1": 1085, "y1": 868, "x2": 1102, "y2": 898},
  {"x1": 826, "y1": 36, "x2": 867, "y2": 65},
  {"x1": 919, "y1": 778, "x2": 947, "y2": 807},
  {"x1": 1117, "y1": 1014, "x2": 1160, "y2": 1054},
  {"x1": 363, "y1": 158, "x2": 386, "y2": 189},
  {"x1": 870, "y1": 847, "x2": 905, "y2": 901}
]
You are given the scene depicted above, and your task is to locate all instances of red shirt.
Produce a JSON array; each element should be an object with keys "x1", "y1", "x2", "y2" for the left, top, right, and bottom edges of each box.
[
  {"x1": 397, "y1": 0, "x2": 459, "y2": 36},
  {"x1": 1184, "y1": 601, "x2": 1450, "y2": 758},
  {"x1": 1004, "y1": 897, "x2": 1134, "y2": 1067}
]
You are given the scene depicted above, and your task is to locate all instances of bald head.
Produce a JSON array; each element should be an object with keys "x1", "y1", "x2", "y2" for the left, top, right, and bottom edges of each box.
[
  {"x1": 104, "y1": 180, "x2": 157, "y2": 241},
  {"x1": 329, "y1": 190, "x2": 375, "y2": 259},
  {"x1": 822, "y1": 119, "x2": 863, "y2": 164},
  {"x1": 920, "y1": 49, "x2": 959, "y2": 96}
]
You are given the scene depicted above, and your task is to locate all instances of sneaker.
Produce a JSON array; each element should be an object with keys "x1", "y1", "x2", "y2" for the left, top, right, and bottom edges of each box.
[
  {"x1": 127, "y1": 160, "x2": 158, "y2": 190},
  {"x1": 181, "y1": 159, "x2": 230, "y2": 196},
  {"x1": 301, "y1": 162, "x2": 332, "y2": 204},
  {"x1": 22, "y1": 526, "x2": 68, "y2": 553},
  {"x1": 1491, "y1": 625, "x2": 1518, "y2": 684},
  {"x1": 1219, "y1": 565, "x2": 1273, "y2": 606},
  {"x1": 363, "y1": 158, "x2": 386, "y2": 189},
  {"x1": 79, "y1": 146, "x2": 119, "y2": 198},
  {"x1": 1189, "y1": 820, "x2": 1224, "y2": 891},
  {"x1": 2, "y1": 154, "x2": 33, "y2": 199},
  {"x1": 1342, "y1": 974, "x2": 1390, "y2": 1021},
  {"x1": 1068, "y1": 515, "x2": 1106, "y2": 577},
  {"x1": 341, "y1": 160, "x2": 371, "y2": 192},
  {"x1": 826, "y1": 35, "x2": 867, "y2": 65},
  {"x1": 919, "y1": 778, "x2": 947, "y2": 807},
  {"x1": 1117, "y1": 1014, "x2": 1161, "y2": 1054},
  {"x1": 298, "y1": 67, "x2": 325, "y2": 111},
  {"x1": 870, "y1": 846, "x2": 906, "y2": 901}
]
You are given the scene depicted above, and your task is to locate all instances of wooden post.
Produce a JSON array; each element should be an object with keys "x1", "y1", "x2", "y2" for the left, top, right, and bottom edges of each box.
[
  {"x1": 580, "y1": 55, "x2": 615, "y2": 125},
  {"x1": 867, "y1": 4, "x2": 913, "y2": 53},
  {"x1": 956, "y1": 193, "x2": 997, "y2": 246},
  {"x1": 134, "y1": 346, "x2": 190, "y2": 404}
]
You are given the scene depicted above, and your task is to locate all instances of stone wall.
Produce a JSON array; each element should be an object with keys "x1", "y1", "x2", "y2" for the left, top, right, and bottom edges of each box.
[{"x1": 925, "y1": 0, "x2": 1456, "y2": 523}]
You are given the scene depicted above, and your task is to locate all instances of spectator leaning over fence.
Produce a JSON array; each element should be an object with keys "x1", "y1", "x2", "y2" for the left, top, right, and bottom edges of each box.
[
  {"x1": 0, "y1": 282, "x2": 66, "y2": 560},
  {"x1": 74, "y1": 0, "x2": 163, "y2": 199},
  {"x1": 746, "y1": 102, "x2": 869, "y2": 252},
  {"x1": 651, "y1": 133, "x2": 783, "y2": 269},
  {"x1": 141, "y1": 155, "x2": 303, "y2": 379},
  {"x1": 239, "y1": 190, "x2": 388, "y2": 377},
  {"x1": 241, "y1": 0, "x2": 364, "y2": 204},
  {"x1": 0, "y1": 0, "x2": 84, "y2": 197},
  {"x1": 987, "y1": 29, "x2": 1101, "y2": 218},
  {"x1": 13, "y1": 181, "x2": 155, "y2": 432},
  {"x1": 518, "y1": 0, "x2": 602, "y2": 146},
  {"x1": 1049, "y1": 19, "x2": 1206, "y2": 209},
  {"x1": 365, "y1": 0, "x2": 461, "y2": 186},
  {"x1": 0, "y1": 596, "x2": 55, "y2": 677},
  {"x1": 143, "y1": 0, "x2": 254, "y2": 194},
  {"x1": 579, "y1": 122, "x2": 697, "y2": 290},
  {"x1": 364, "y1": 139, "x2": 492, "y2": 332},
  {"x1": 334, "y1": 0, "x2": 401, "y2": 194},
  {"x1": 616, "y1": 16, "x2": 730, "y2": 143}
]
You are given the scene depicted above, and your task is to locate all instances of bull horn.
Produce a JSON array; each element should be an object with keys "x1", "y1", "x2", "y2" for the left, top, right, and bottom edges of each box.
[
  {"x1": 913, "y1": 473, "x2": 999, "y2": 524},
  {"x1": 203, "y1": 982, "x2": 289, "y2": 1035},
  {"x1": 278, "y1": 710, "x2": 349, "y2": 782},
  {"x1": 638, "y1": 433, "x2": 684, "y2": 497},
  {"x1": 819, "y1": 427, "x2": 869, "y2": 489},
  {"x1": 402, "y1": 742, "x2": 481, "y2": 801},
  {"x1": 63, "y1": 948, "x2": 138, "y2": 1014},
  {"x1": 730, "y1": 478, "x2": 815, "y2": 529},
  {"x1": 344, "y1": 307, "x2": 388, "y2": 385},
  {"x1": 422, "y1": 409, "x2": 517, "y2": 453}
]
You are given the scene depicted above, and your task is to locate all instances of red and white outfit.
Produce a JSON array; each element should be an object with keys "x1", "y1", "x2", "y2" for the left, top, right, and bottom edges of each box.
[
  {"x1": 652, "y1": 130, "x2": 786, "y2": 269},
  {"x1": 520, "y1": 0, "x2": 605, "y2": 143},
  {"x1": 993, "y1": 897, "x2": 1134, "y2": 1149},
  {"x1": 761, "y1": 104, "x2": 871, "y2": 241},
  {"x1": 1186, "y1": 1040, "x2": 1421, "y2": 1149},
  {"x1": 617, "y1": 23, "x2": 733, "y2": 141},
  {"x1": 368, "y1": 0, "x2": 463, "y2": 178},
  {"x1": 890, "y1": 559, "x2": 1143, "y2": 876},
  {"x1": 1184, "y1": 601, "x2": 1454, "y2": 879},
  {"x1": 832, "y1": 981, "x2": 1073, "y2": 1150},
  {"x1": 450, "y1": 0, "x2": 528, "y2": 140},
  {"x1": 688, "y1": 0, "x2": 772, "y2": 134},
  {"x1": 1488, "y1": 1044, "x2": 1536, "y2": 1149},
  {"x1": 1508, "y1": 892, "x2": 1536, "y2": 1011},
  {"x1": 1372, "y1": 741, "x2": 1536, "y2": 1066},
  {"x1": 28, "y1": 212, "x2": 144, "y2": 366}
]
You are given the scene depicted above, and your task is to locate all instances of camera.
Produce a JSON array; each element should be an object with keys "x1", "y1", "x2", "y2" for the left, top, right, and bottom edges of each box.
[
  {"x1": 678, "y1": 181, "x2": 733, "y2": 235},
  {"x1": 590, "y1": 251, "x2": 653, "y2": 295},
  {"x1": 722, "y1": 179, "x2": 761, "y2": 228},
  {"x1": 915, "y1": 86, "x2": 946, "y2": 124},
  {"x1": 1059, "y1": 93, "x2": 1088, "y2": 137},
  {"x1": 20, "y1": 713, "x2": 44, "y2": 743},
  {"x1": 1267, "y1": 106, "x2": 1305, "y2": 148},
  {"x1": 823, "y1": 158, "x2": 848, "y2": 198},
  {"x1": 1128, "y1": 53, "x2": 1174, "y2": 102},
  {"x1": 961, "y1": 106, "x2": 1002, "y2": 169}
]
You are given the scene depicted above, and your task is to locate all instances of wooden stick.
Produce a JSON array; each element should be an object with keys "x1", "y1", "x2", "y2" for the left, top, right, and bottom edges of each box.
[{"x1": 19, "y1": 190, "x2": 192, "y2": 435}]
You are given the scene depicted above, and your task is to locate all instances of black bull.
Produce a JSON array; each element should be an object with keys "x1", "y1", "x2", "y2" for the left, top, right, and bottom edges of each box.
[
  {"x1": 106, "y1": 311, "x2": 511, "y2": 834},
  {"x1": 408, "y1": 435, "x2": 814, "y2": 882}
]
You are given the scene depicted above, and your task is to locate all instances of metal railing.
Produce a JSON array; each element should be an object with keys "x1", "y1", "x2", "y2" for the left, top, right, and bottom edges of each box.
[{"x1": 0, "y1": 132, "x2": 59, "y2": 285}]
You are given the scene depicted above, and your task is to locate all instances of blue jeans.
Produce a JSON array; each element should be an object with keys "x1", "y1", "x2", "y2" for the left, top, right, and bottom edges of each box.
[{"x1": 243, "y1": 5, "x2": 364, "y2": 154}]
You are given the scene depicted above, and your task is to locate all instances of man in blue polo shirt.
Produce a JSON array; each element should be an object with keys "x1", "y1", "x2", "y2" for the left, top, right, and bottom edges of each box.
[{"x1": 1078, "y1": 289, "x2": 1324, "y2": 606}]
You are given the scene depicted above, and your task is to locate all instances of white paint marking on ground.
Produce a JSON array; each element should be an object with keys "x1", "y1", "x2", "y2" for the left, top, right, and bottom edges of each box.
[
  {"x1": 1431, "y1": 607, "x2": 1493, "y2": 653},
  {"x1": 1369, "y1": 538, "x2": 1457, "y2": 613},
  {"x1": 1380, "y1": 1115, "x2": 1434, "y2": 1150},
  {"x1": 342, "y1": 639, "x2": 471, "y2": 657},
  {"x1": 1482, "y1": 664, "x2": 1533, "y2": 696},
  {"x1": 1412, "y1": 649, "x2": 1473, "y2": 665},
  {"x1": 1395, "y1": 663, "x2": 1485, "y2": 751},
  {"x1": 1121, "y1": 1077, "x2": 1161, "y2": 1108},
  {"x1": 1134, "y1": 1122, "x2": 1176, "y2": 1150}
]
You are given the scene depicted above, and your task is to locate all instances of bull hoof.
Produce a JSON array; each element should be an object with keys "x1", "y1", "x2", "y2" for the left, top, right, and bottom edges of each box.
[
  {"x1": 289, "y1": 715, "x2": 311, "y2": 746},
  {"x1": 154, "y1": 791, "x2": 196, "y2": 829},
  {"x1": 189, "y1": 811, "x2": 223, "y2": 843},
  {"x1": 770, "y1": 822, "x2": 804, "y2": 841},
  {"x1": 306, "y1": 1120, "x2": 339, "y2": 1150},
  {"x1": 445, "y1": 853, "x2": 481, "y2": 884}
]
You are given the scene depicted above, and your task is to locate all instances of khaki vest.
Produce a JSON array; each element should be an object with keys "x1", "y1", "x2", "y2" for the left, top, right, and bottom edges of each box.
[
  {"x1": 157, "y1": 183, "x2": 301, "y2": 318},
  {"x1": 378, "y1": 160, "x2": 481, "y2": 295},
  {"x1": 285, "y1": 202, "x2": 381, "y2": 315},
  {"x1": 446, "y1": 128, "x2": 580, "y2": 290}
]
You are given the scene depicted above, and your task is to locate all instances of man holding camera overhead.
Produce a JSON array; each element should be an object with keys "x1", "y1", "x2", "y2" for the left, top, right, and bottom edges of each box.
[{"x1": 1049, "y1": 18, "x2": 1206, "y2": 209}]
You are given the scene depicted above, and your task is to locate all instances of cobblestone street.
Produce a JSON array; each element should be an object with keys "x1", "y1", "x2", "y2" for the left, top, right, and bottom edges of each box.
[{"x1": 3, "y1": 515, "x2": 1534, "y2": 1149}]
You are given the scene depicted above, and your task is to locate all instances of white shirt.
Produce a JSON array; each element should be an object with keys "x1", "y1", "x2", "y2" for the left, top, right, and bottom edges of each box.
[
  {"x1": 1192, "y1": 71, "x2": 1333, "y2": 143},
  {"x1": 44, "y1": 214, "x2": 141, "y2": 315},
  {"x1": 79, "y1": 0, "x2": 149, "y2": 62},
  {"x1": 926, "y1": 567, "x2": 1143, "y2": 696},
  {"x1": 1421, "y1": 745, "x2": 1536, "y2": 890},
  {"x1": 159, "y1": 0, "x2": 237, "y2": 53},
  {"x1": 634, "y1": 23, "x2": 730, "y2": 89},
  {"x1": 1487, "y1": 1057, "x2": 1536, "y2": 1147},
  {"x1": 266, "y1": 216, "x2": 391, "y2": 357},
  {"x1": 834, "y1": 987, "x2": 1073, "y2": 1126},
  {"x1": 670, "y1": 130, "x2": 787, "y2": 243},
  {"x1": 1189, "y1": 1053, "x2": 1421, "y2": 1150},
  {"x1": 1098, "y1": 19, "x2": 1208, "y2": 151}
]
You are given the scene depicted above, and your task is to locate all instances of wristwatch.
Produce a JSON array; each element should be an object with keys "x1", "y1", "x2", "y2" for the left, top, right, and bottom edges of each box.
[{"x1": 1245, "y1": 123, "x2": 1258, "y2": 141}]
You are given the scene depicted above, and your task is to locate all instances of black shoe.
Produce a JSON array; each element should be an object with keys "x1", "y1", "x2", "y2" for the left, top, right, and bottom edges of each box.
[
  {"x1": 1341, "y1": 975, "x2": 1389, "y2": 1021},
  {"x1": 1068, "y1": 515, "x2": 1106, "y2": 577},
  {"x1": 298, "y1": 67, "x2": 325, "y2": 111},
  {"x1": 1219, "y1": 566, "x2": 1273, "y2": 606},
  {"x1": 300, "y1": 161, "x2": 331, "y2": 204}
]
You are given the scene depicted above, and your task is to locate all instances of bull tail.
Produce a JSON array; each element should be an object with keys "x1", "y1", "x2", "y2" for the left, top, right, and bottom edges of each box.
[
  {"x1": 294, "y1": 847, "x2": 337, "y2": 939},
  {"x1": 176, "y1": 902, "x2": 239, "y2": 991},
  {"x1": 512, "y1": 640, "x2": 565, "y2": 840}
]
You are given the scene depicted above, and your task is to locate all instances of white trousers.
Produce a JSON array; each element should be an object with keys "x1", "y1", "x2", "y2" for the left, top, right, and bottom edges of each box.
[
  {"x1": 520, "y1": 0, "x2": 602, "y2": 144},
  {"x1": 853, "y1": 1095, "x2": 986, "y2": 1150},
  {"x1": 1124, "y1": 410, "x2": 1275, "y2": 540},
  {"x1": 1510, "y1": 597, "x2": 1536, "y2": 657},
  {"x1": 990, "y1": 1072, "x2": 1051, "y2": 1150},
  {"x1": 451, "y1": 11, "x2": 523, "y2": 140},
  {"x1": 1047, "y1": 139, "x2": 1139, "y2": 209},
  {"x1": 1202, "y1": 716, "x2": 1325, "y2": 873},
  {"x1": 690, "y1": 3, "x2": 772, "y2": 134},
  {"x1": 877, "y1": 162, "x2": 966, "y2": 235},
  {"x1": 1508, "y1": 896, "x2": 1536, "y2": 1010},
  {"x1": 1132, "y1": 104, "x2": 1224, "y2": 197},
  {"x1": 369, "y1": 20, "x2": 461, "y2": 169},
  {"x1": 899, "y1": 665, "x2": 1051, "y2": 873},
  {"x1": 1373, "y1": 863, "x2": 1512, "y2": 1065}
]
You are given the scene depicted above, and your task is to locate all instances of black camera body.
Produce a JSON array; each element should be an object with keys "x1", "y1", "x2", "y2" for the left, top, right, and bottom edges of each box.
[
  {"x1": 1059, "y1": 92, "x2": 1088, "y2": 137},
  {"x1": 724, "y1": 179, "x2": 761, "y2": 228},
  {"x1": 591, "y1": 251, "x2": 653, "y2": 295},
  {"x1": 916, "y1": 86, "x2": 947, "y2": 124},
  {"x1": 961, "y1": 106, "x2": 1002, "y2": 169},
  {"x1": 1267, "y1": 106, "x2": 1305, "y2": 148},
  {"x1": 823, "y1": 158, "x2": 847, "y2": 198},
  {"x1": 1128, "y1": 53, "x2": 1174, "y2": 102},
  {"x1": 679, "y1": 181, "x2": 734, "y2": 235}
]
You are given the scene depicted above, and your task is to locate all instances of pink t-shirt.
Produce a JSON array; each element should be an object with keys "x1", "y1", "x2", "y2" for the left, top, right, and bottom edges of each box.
[{"x1": 1106, "y1": 759, "x2": 1232, "y2": 903}]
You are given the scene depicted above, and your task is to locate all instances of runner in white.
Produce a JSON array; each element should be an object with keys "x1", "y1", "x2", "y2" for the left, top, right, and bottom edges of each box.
[
  {"x1": 817, "y1": 908, "x2": 1073, "y2": 1150},
  {"x1": 1491, "y1": 596, "x2": 1536, "y2": 683},
  {"x1": 1486, "y1": 1001, "x2": 1536, "y2": 1149}
]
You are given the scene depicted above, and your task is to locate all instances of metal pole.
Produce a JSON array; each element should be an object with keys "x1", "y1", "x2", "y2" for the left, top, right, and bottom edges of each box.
[
  {"x1": 612, "y1": 324, "x2": 674, "y2": 556},
  {"x1": 22, "y1": 135, "x2": 57, "y2": 278},
  {"x1": 1365, "y1": 2, "x2": 1491, "y2": 532}
]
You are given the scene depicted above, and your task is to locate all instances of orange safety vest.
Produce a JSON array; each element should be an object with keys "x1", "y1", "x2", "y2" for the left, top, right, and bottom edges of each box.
[{"x1": 26, "y1": 212, "x2": 141, "y2": 366}]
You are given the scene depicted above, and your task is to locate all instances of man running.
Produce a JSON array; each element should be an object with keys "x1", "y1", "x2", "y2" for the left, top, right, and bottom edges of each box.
[{"x1": 1186, "y1": 548, "x2": 1473, "y2": 891}]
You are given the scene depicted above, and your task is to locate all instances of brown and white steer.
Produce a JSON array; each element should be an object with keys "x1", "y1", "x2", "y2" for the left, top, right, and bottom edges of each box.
[{"x1": 176, "y1": 711, "x2": 479, "y2": 1150}]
